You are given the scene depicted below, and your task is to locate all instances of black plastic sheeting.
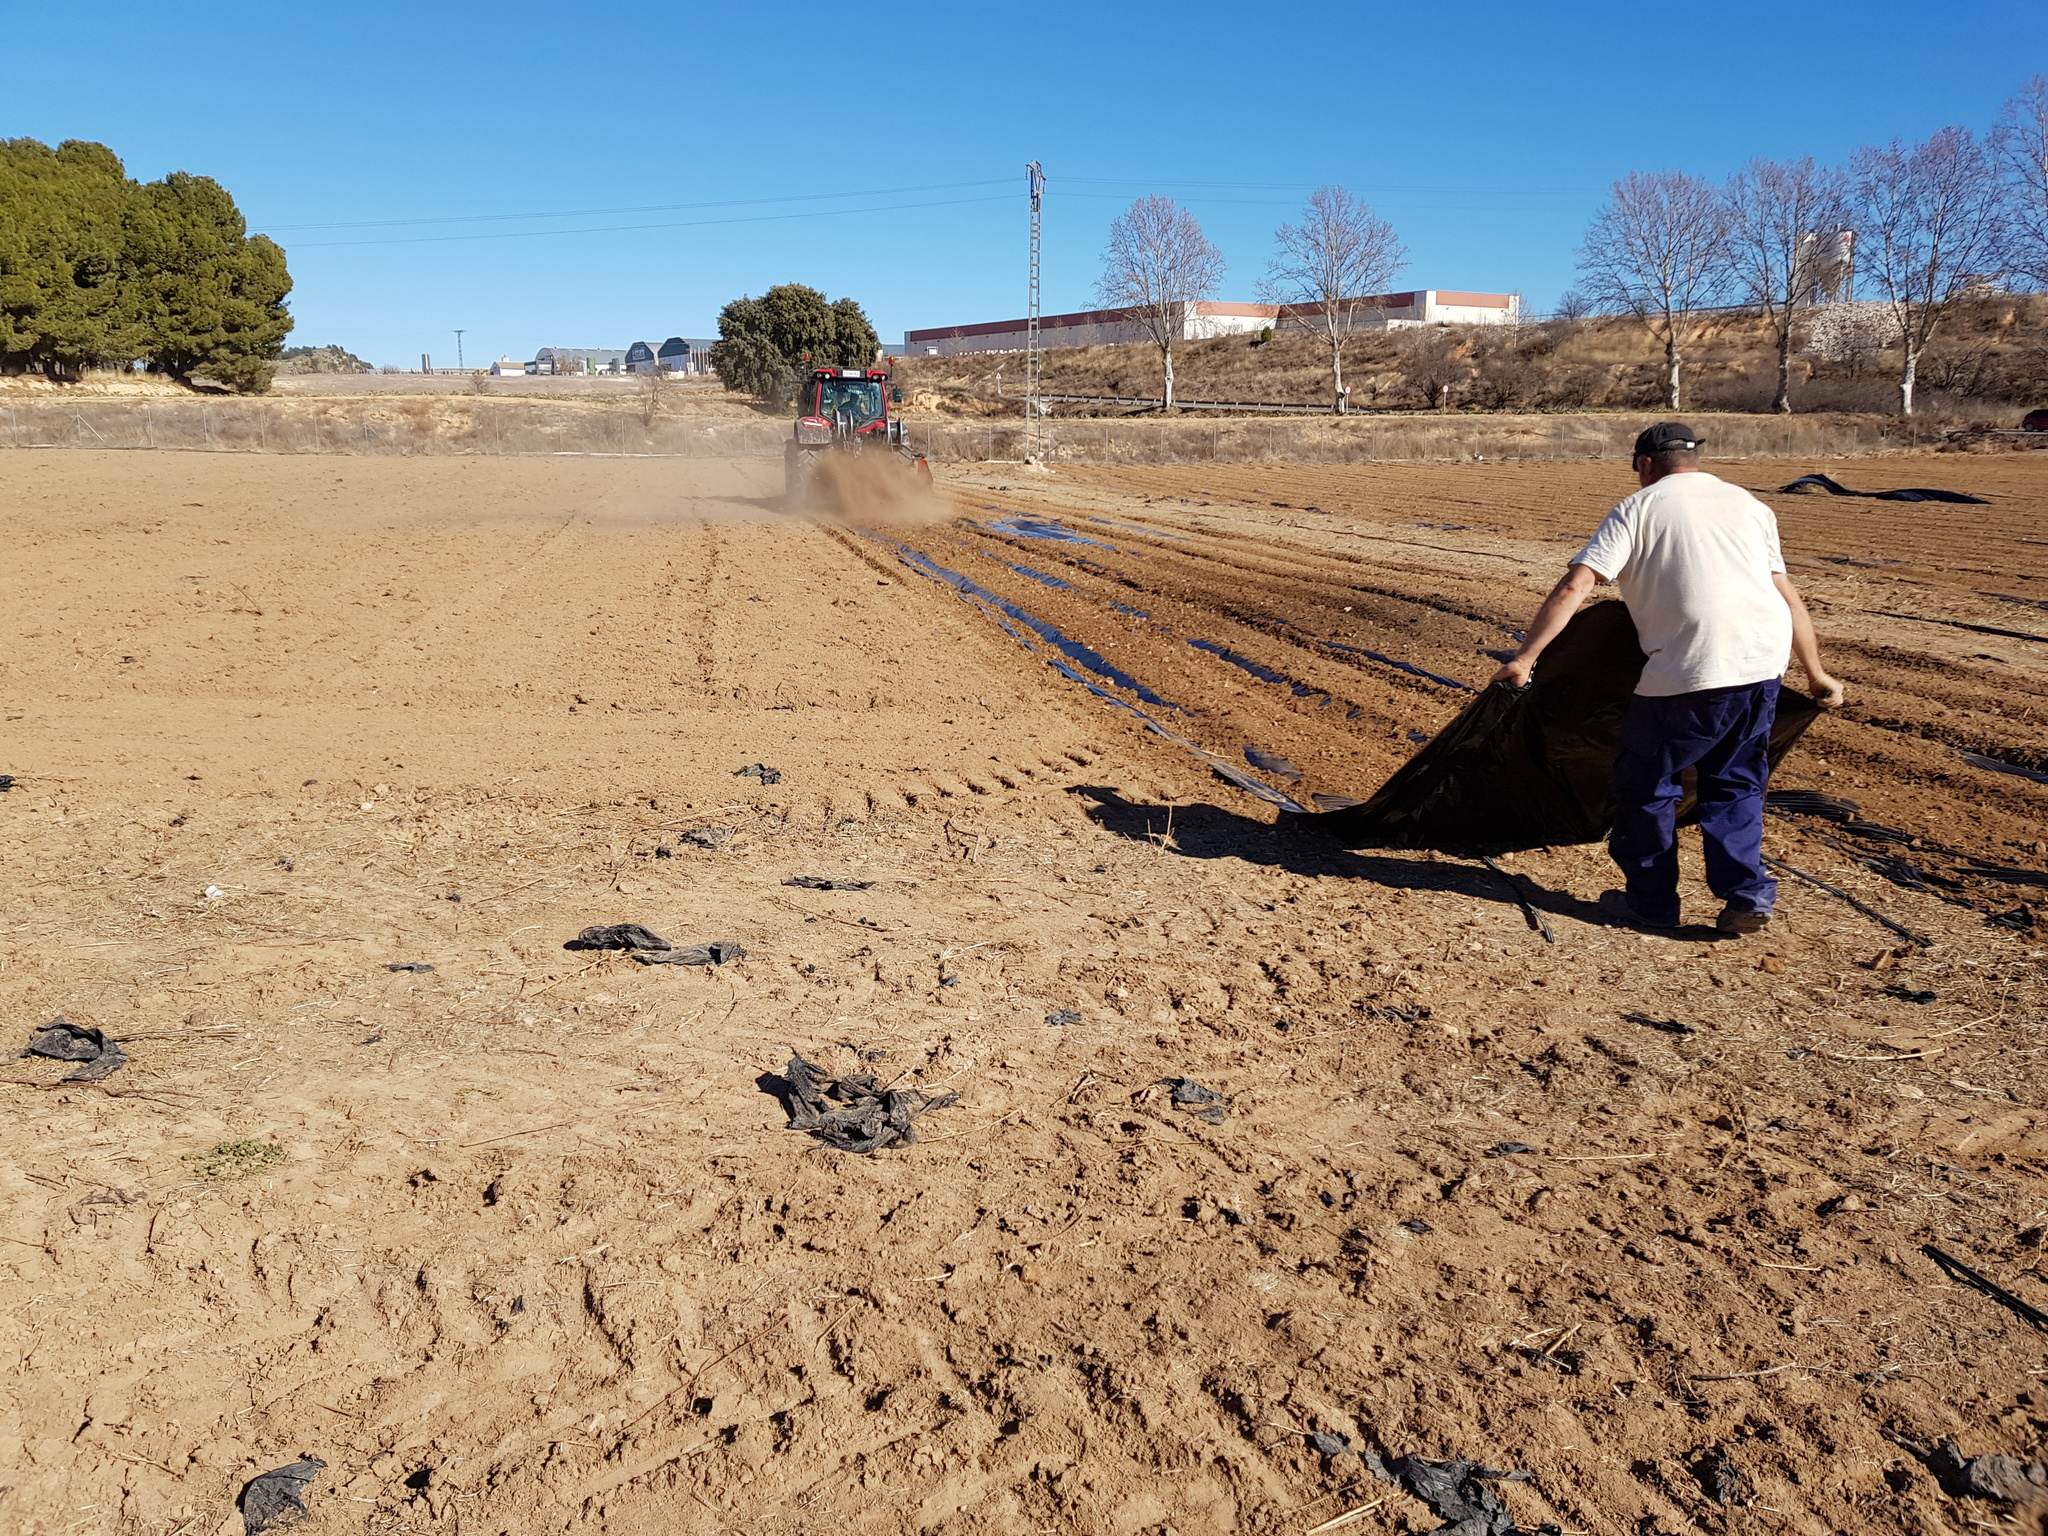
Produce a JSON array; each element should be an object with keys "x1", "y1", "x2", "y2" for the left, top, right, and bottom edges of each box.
[
  {"x1": 1779, "y1": 473, "x2": 1988, "y2": 505},
  {"x1": 881, "y1": 534, "x2": 1310, "y2": 813},
  {"x1": 23, "y1": 1018, "x2": 127, "y2": 1082},
  {"x1": 1302, "y1": 602, "x2": 1821, "y2": 852},
  {"x1": 241, "y1": 1457, "x2": 325, "y2": 1534}
]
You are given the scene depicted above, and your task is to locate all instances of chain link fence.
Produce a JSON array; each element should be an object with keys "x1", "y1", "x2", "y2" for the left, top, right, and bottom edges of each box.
[
  {"x1": 0, "y1": 398, "x2": 788, "y2": 457},
  {"x1": 903, "y1": 411, "x2": 1943, "y2": 465},
  {"x1": 2, "y1": 397, "x2": 1941, "y2": 464}
]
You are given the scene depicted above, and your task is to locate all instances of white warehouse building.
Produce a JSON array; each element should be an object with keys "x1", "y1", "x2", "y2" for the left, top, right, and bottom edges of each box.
[{"x1": 904, "y1": 291, "x2": 1520, "y2": 358}]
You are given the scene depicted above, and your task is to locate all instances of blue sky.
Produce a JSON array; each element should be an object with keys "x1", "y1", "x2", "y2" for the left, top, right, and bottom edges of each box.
[{"x1": 7, "y1": 1, "x2": 2038, "y2": 367}]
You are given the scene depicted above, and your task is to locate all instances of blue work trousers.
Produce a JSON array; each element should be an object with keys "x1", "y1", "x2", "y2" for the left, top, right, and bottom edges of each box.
[{"x1": 1609, "y1": 680, "x2": 1779, "y2": 926}]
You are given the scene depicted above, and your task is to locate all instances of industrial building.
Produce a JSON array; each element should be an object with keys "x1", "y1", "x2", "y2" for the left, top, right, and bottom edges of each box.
[
  {"x1": 903, "y1": 291, "x2": 1520, "y2": 358},
  {"x1": 626, "y1": 337, "x2": 718, "y2": 375},
  {"x1": 533, "y1": 347, "x2": 629, "y2": 375}
]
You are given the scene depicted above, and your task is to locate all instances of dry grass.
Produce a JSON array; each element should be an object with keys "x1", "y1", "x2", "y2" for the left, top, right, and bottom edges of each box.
[{"x1": 896, "y1": 294, "x2": 2048, "y2": 424}]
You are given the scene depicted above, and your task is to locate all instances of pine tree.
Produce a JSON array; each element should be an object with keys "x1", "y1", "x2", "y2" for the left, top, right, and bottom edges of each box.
[
  {"x1": 710, "y1": 284, "x2": 879, "y2": 401},
  {"x1": 0, "y1": 138, "x2": 144, "y2": 378},
  {"x1": 133, "y1": 172, "x2": 292, "y2": 392},
  {"x1": 0, "y1": 138, "x2": 293, "y2": 391}
]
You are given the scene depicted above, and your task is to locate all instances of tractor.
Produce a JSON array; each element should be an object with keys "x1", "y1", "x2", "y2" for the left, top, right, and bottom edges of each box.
[{"x1": 784, "y1": 366, "x2": 931, "y2": 505}]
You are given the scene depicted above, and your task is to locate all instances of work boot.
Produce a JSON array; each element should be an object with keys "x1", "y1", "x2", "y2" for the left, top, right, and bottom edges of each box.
[
  {"x1": 1598, "y1": 889, "x2": 1680, "y2": 932},
  {"x1": 1716, "y1": 901, "x2": 1770, "y2": 935}
]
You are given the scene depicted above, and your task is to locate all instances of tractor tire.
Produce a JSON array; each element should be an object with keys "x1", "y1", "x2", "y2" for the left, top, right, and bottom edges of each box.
[{"x1": 785, "y1": 445, "x2": 820, "y2": 508}]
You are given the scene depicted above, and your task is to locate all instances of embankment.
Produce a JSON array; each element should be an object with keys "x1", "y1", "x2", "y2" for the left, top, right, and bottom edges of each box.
[{"x1": 0, "y1": 394, "x2": 1973, "y2": 463}]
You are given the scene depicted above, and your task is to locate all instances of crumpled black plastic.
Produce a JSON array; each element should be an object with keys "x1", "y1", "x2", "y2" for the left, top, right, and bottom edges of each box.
[
  {"x1": 240, "y1": 1456, "x2": 325, "y2": 1533},
  {"x1": 634, "y1": 941, "x2": 748, "y2": 966},
  {"x1": 783, "y1": 875, "x2": 874, "y2": 891},
  {"x1": 1360, "y1": 1453, "x2": 1540, "y2": 1536},
  {"x1": 677, "y1": 826, "x2": 733, "y2": 848},
  {"x1": 774, "y1": 1054, "x2": 958, "y2": 1152},
  {"x1": 1779, "y1": 473, "x2": 1987, "y2": 504},
  {"x1": 1891, "y1": 1435, "x2": 2048, "y2": 1504},
  {"x1": 735, "y1": 763, "x2": 783, "y2": 785},
  {"x1": 1485, "y1": 1141, "x2": 1534, "y2": 1157},
  {"x1": 1160, "y1": 1077, "x2": 1228, "y2": 1124},
  {"x1": 1245, "y1": 745, "x2": 1304, "y2": 781},
  {"x1": 1303, "y1": 603, "x2": 1820, "y2": 851},
  {"x1": 1929, "y1": 1446, "x2": 2048, "y2": 1504},
  {"x1": 1765, "y1": 789, "x2": 1859, "y2": 820},
  {"x1": 565, "y1": 924, "x2": 671, "y2": 951},
  {"x1": 1693, "y1": 1446, "x2": 1753, "y2": 1506},
  {"x1": 23, "y1": 1018, "x2": 127, "y2": 1082},
  {"x1": 384, "y1": 963, "x2": 435, "y2": 973}
]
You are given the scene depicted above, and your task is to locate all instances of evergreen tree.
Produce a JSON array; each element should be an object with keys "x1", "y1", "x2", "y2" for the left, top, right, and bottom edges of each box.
[
  {"x1": 710, "y1": 283, "x2": 879, "y2": 401},
  {"x1": 133, "y1": 172, "x2": 292, "y2": 393},
  {"x1": 0, "y1": 137, "x2": 292, "y2": 391},
  {"x1": 828, "y1": 296, "x2": 879, "y2": 366},
  {"x1": 0, "y1": 138, "x2": 144, "y2": 378}
]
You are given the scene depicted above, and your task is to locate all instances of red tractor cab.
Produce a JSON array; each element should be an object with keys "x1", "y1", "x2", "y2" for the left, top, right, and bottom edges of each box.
[{"x1": 786, "y1": 366, "x2": 930, "y2": 503}]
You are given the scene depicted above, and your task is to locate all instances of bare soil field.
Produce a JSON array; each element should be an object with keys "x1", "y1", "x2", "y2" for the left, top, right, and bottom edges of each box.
[{"x1": 1, "y1": 450, "x2": 2043, "y2": 1536}]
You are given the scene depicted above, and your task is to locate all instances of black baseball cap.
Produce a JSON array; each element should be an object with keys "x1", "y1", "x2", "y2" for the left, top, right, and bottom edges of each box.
[{"x1": 1632, "y1": 421, "x2": 1703, "y2": 458}]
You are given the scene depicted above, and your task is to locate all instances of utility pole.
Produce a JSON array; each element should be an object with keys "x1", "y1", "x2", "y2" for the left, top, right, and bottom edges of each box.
[
  {"x1": 1025, "y1": 161, "x2": 1045, "y2": 464},
  {"x1": 453, "y1": 330, "x2": 466, "y2": 370}
]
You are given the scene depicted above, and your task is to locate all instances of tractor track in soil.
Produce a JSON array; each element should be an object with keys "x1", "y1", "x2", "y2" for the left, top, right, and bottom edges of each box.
[
  {"x1": 910, "y1": 455, "x2": 2048, "y2": 910},
  {"x1": 3, "y1": 448, "x2": 2045, "y2": 1536}
]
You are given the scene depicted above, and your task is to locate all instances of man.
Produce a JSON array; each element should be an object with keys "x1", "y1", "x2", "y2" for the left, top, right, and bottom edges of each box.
[{"x1": 1490, "y1": 423, "x2": 1844, "y2": 934}]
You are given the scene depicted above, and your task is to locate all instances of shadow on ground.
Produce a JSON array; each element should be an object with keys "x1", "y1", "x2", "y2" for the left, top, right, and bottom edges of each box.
[{"x1": 1067, "y1": 784, "x2": 1729, "y2": 941}]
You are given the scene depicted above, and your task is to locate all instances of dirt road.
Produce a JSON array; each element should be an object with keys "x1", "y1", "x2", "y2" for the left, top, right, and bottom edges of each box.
[{"x1": 1, "y1": 450, "x2": 2042, "y2": 1536}]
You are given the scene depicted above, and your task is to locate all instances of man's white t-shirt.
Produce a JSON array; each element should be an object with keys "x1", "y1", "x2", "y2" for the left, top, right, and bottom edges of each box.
[{"x1": 1571, "y1": 471, "x2": 1792, "y2": 697}]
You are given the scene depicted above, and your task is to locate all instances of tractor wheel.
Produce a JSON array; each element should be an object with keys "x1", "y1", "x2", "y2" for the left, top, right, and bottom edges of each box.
[{"x1": 785, "y1": 446, "x2": 820, "y2": 507}]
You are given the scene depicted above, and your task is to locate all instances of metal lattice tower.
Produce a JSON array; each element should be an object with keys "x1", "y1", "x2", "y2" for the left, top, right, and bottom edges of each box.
[{"x1": 1025, "y1": 161, "x2": 1045, "y2": 462}]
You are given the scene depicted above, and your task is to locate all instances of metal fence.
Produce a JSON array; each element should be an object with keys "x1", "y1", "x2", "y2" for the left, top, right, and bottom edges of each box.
[
  {"x1": 0, "y1": 399, "x2": 789, "y2": 458},
  {"x1": 903, "y1": 411, "x2": 1942, "y2": 465},
  {"x1": 2, "y1": 397, "x2": 1945, "y2": 465}
]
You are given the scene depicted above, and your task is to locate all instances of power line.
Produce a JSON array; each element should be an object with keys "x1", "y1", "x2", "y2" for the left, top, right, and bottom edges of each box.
[
  {"x1": 1062, "y1": 176, "x2": 1597, "y2": 196},
  {"x1": 266, "y1": 177, "x2": 1011, "y2": 232},
  {"x1": 284, "y1": 193, "x2": 1014, "y2": 250}
]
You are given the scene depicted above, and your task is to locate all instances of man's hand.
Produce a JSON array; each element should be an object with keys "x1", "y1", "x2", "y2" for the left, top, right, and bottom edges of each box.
[
  {"x1": 1490, "y1": 655, "x2": 1536, "y2": 690},
  {"x1": 1809, "y1": 671, "x2": 1845, "y2": 709}
]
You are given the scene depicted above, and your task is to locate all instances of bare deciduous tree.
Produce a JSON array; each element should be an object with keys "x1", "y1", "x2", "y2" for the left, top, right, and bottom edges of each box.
[
  {"x1": 1577, "y1": 171, "x2": 1728, "y2": 409},
  {"x1": 1096, "y1": 196, "x2": 1225, "y2": 411},
  {"x1": 1553, "y1": 287, "x2": 1596, "y2": 323},
  {"x1": 1724, "y1": 157, "x2": 1849, "y2": 413},
  {"x1": 1995, "y1": 76, "x2": 2048, "y2": 289},
  {"x1": 1849, "y1": 127, "x2": 2006, "y2": 415},
  {"x1": 1260, "y1": 186, "x2": 1405, "y2": 413}
]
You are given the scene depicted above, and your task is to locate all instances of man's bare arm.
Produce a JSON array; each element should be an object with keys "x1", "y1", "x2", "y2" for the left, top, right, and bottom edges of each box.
[
  {"x1": 1488, "y1": 564, "x2": 1601, "y2": 689},
  {"x1": 1772, "y1": 572, "x2": 1844, "y2": 707}
]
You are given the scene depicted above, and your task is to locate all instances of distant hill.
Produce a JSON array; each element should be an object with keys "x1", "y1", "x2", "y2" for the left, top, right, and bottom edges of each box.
[
  {"x1": 896, "y1": 295, "x2": 2048, "y2": 420},
  {"x1": 276, "y1": 344, "x2": 372, "y2": 375}
]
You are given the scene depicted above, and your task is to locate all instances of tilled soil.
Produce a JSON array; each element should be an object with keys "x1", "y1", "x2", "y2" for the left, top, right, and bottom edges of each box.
[{"x1": 0, "y1": 450, "x2": 2043, "y2": 1536}]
